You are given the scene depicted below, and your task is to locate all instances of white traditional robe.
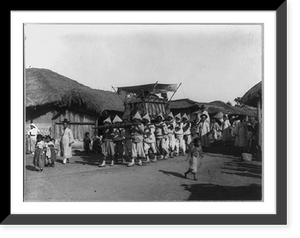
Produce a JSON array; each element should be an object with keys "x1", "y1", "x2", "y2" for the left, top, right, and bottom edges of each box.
[{"x1": 60, "y1": 127, "x2": 74, "y2": 159}]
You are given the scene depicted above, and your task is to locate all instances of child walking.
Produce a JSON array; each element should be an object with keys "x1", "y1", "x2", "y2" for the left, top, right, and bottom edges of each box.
[{"x1": 184, "y1": 137, "x2": 204, "y2": 181}]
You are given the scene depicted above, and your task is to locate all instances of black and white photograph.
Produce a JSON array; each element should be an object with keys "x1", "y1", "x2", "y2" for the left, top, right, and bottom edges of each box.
[{"x1": 24, "y1": 23, "x2": 263, "y2": 202}]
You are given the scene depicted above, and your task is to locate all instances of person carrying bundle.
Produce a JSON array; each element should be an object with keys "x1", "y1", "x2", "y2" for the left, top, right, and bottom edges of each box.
[
  {"x1": 99, "y1": 117, "x2": 115, "y2": 167},
  {"x1": 174, "y1": 113, "x2": 186, "y2": 156},
  {"x1": 155, "y1": 113, "x2": 169, "y2": 160},
  {"x1": 165, "y1": 112, "x2": 176, "y2": 158},
  {"x1": 182, "y1": 113, "x2": 192, "y2": 149},
  {"x1": 127, "y1": 112, "x2": 145, "y2": 167},
  {"x1": 112, "y1": 115, "x2": 125, "y2": 164},
  {"x1": 142, "y1": 113, "x2": 157, "y2": 163}
]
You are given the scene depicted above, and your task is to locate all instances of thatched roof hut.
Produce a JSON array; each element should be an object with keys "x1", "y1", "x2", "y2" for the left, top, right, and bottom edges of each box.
[
  {"x1": 241, "y1": 81, "x2": 263, "y2": 147},
  {"x1": 25, "y1": 68, "x2": 126, "y2": 143},
  {"x1": 169, "y1": 98, "x2": 257, "y2": 119},
  {"x1": 241, "y1": 81, "x2": 262, "y2": 107},
  {"x1": 26, "y1": 68, "x2": 125, "y2": 118}
]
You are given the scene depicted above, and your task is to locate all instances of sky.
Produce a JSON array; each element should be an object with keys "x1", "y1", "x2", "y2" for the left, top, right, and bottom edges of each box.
[{"x1": 24, "y1": 24, "x2": 262, "y2": 104}]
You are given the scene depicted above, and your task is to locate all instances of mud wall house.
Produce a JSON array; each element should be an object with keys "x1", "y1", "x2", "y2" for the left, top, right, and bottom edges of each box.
[
  {"x1": 25, "y1": 68, "x2": 125, "y2": 148},
  {"x1": 241, "y1": 81, "x2": 262, "y2": 147}
]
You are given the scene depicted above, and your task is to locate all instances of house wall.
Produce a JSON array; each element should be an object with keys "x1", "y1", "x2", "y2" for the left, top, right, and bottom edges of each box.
[{"x1": 26, "y1": 109, "x2": 97, "y2": 144}]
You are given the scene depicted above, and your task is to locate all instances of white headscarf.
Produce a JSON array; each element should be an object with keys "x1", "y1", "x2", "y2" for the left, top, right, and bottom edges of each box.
[{"x1": 28, "y1": 123, "x2": 41, "y2": 135}]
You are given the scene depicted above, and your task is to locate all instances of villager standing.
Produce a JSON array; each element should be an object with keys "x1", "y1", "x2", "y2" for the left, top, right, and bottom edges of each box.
[
  {"x1": 235, "y1": 116, "x2": 248, "y2": 154},
  {"x1": 155, "y1": 113, "x2": 169, "y2": 159},
  {"x1": 128, "y1": 112, "x2": 145, "y2": 167},
  {"x1": 221, "y1": 114, "x2": 232, "y2": 146},
  {"x1": 182, "y1": 113, "x2": 192, "y2": 148},
  {"x1": 99, "y1": 117, "x2": 115, "y2": 167},
  {"x1": 198, "y1": 112, "x2": 211, "y2": 151},
  {"x1": 27, "y1": 123, "x2": 41, "y2": 154},
  {"x1": 166, "y1": 112, "x2": 176, "y2": 158},
  {"x1": 122, "y1": 117, "x2": 133, "y2": 164},
  {"x1": 112, "y1": 115, "x2": 125, "y2": 164},
  {"x1": 210, "y1": 118, "x2": 221, "y2": 141},
  {"x1": 174, "y1": 113, "x2": 185, "y2": 156},
  {"x1": 60, "y1": 119, "x2": 74, "y2": 164},
  {"x1": 83, "y1": 132, "x2": 91, "y2": 155},
  {"x1": 142, "y1": 113, "x2": 157, "y2": 163},
  {"x1": 33, "y1": 134, "x2": 46, "y2": 172},
  {"x1": 45, "y1": 135, "x2": 57, "y2": 167}
]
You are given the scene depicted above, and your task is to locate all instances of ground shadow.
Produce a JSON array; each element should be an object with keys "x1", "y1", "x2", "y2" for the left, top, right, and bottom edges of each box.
[
  {"x1": 221, "y1": 161, "x2": 262, "y2": 179},
  {"x1": 221, "y1": 161, "x2": 262, "y2": 175},
  {"x1": 206, "y1": 141, "x2": 238, "y2": 157},
  {"x1": 159, "y1": 170, "x2": 186, "y2": 179},
  {"x1": 181, "y1": 183, "x2": 262, "y2": 201},
  {"x1": 221, "y1": 171, "x2": 261, "y2": 179},
  {"x1": 73, "y1": 150, "x2": 117, "y2": 166},
  {"x1": 207, "y1": 141, "x2": 261, "y2": 161},
  {"x1": 25, "y1": 165, "x2": 38, "y2": 172}
]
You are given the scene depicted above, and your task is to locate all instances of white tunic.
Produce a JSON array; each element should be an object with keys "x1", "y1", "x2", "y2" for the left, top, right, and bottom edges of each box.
[{"x1": 60, "y1": 127, "x2": 74, "y2": 159}]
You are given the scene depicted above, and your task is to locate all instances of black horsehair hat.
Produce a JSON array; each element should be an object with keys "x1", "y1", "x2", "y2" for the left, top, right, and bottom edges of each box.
[{"x1": 62, "y1": 118, "x2": 69, "y2": 123}]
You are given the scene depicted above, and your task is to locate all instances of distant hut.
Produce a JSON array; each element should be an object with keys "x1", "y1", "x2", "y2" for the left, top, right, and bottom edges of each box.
[
  {"x1": 241, "y1": 81, "x2": 262, "y2": 146},
  {"x1": 25, "y1": 68, "x2": 125, "y2": 144}
]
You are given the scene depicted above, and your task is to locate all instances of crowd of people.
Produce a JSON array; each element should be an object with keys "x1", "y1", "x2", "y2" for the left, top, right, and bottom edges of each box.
[
  {"x1": 85, "y1": 111, "x2": 211, "y2": 168},
  {"x1": 26, "y1": 119, "x2": 73, "y2": 172},
  {"x1": 26, "y1": 110, "x2": 259, "y2": 175}
]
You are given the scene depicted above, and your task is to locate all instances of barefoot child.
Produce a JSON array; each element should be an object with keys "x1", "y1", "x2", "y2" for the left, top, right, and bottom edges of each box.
[
  {"x1": 45, "y1": 135, "x2": 57, "y2": 167},
  {"x1": 184, "y1": 137, "x2": 204, "y2": 181},
  {"x1": 33, "y1": 134, "x2": 46, "y2": 172}
]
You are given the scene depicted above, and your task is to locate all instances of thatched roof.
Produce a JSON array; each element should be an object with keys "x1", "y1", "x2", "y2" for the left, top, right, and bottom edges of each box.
[
  {"x1": 209, "y1": 100, "x2": 257, "y2": 116},
  {"x1": 169, "y1": 98, "x2": 200, "y2": 109},
  {"x1": 170, "y1": 99, "x2": 257, "y2": 117},
  {"x1": 26, "y1": 68, "x2": 125, "y2": 116},
  {"x1": 241, "y1": 81, "x2": 262, "y2": 107}
]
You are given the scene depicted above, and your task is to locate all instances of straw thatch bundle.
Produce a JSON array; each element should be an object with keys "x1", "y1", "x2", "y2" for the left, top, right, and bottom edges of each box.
[
  {"x1": 26, "y1": 68, "x2": 125, "y2": 116},
  {"x1": 241, "y1": 81, "x2": 262, "y2": 107}
]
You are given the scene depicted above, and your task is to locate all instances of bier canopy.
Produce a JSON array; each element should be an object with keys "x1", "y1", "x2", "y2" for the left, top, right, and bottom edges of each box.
[{"x1": 117, "y1": 83, "x2": 178, "y2": 95}]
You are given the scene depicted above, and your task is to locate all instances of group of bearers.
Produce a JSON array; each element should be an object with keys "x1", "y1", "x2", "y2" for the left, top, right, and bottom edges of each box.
[{"x1": 90, "y1": 110, "x2": 211, "y2": 168}]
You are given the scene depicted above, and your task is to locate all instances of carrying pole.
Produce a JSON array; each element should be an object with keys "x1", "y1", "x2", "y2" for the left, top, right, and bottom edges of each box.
[{"x1": 168, "y1": 82, "x2": 182, "y2": 101}]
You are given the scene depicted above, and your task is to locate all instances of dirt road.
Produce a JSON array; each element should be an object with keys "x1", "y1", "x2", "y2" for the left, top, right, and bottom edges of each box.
[{"x1": 24, "y1": 149, "x2": 262, "y2": 201}]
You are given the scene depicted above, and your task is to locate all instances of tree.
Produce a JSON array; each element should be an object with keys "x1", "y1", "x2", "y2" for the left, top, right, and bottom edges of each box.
[
  {"x1": 234, "y1": 97, "x2": 244, "y2": 107},
  {"x1": 226, "y1": 101, "x2": 232, "y2": 106}
]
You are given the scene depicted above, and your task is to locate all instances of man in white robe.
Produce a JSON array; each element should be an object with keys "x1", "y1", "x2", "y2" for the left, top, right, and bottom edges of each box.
[{"x1": 60, "y1": 119, "x2": 74, "y2": 164}]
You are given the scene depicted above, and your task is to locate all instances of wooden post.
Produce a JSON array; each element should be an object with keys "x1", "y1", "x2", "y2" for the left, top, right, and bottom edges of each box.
[{"x1": 257, "y1": 97, "x2": 262, "y2": 147}]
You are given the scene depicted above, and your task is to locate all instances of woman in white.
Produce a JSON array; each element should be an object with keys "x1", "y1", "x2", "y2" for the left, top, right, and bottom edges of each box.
[
  {"x1": 198, "y1": 113, "x2": 211, "y2": 151},
  {"x1": 27, "y1": 123, "x2": 41, "y2": 154},
  {"x1": 221, "y1": 114, "x2": 231, "y2": 145},
  {"x1": 60, "y1": 119, "x2": 74, "y2": 164}
]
